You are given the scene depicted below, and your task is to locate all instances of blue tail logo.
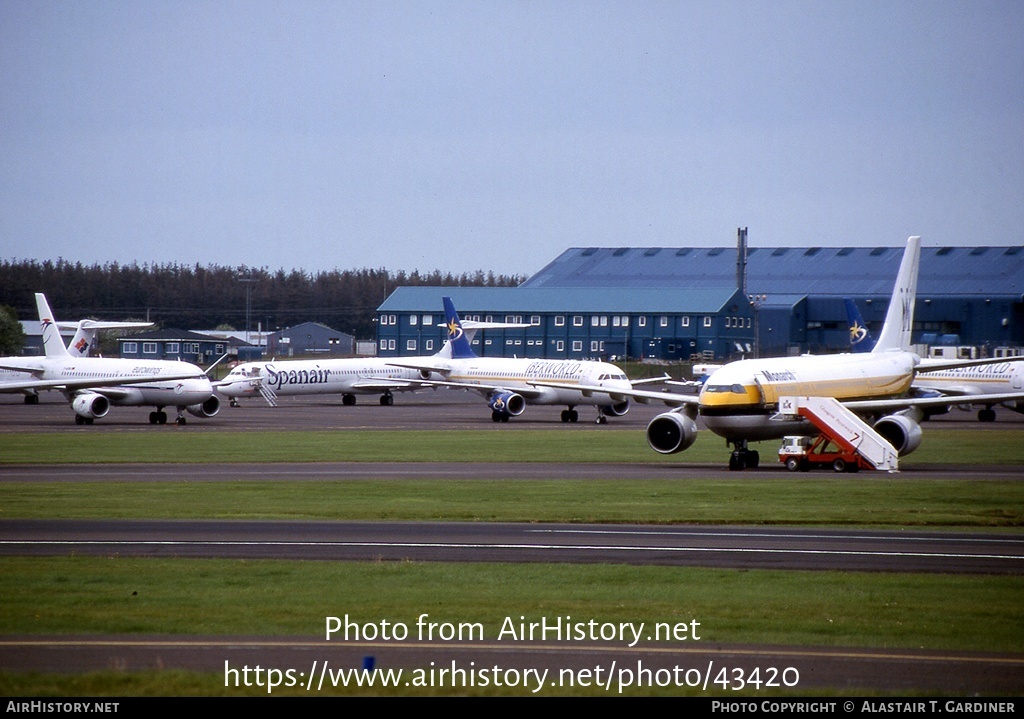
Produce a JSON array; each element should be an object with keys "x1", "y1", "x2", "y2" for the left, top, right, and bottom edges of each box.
[
  {"x1": 844, "y1": 299, "x2": 876, "y2": 353},
  {"x1": 442, "y1": 297, "x2": 476, "y2": 359}
]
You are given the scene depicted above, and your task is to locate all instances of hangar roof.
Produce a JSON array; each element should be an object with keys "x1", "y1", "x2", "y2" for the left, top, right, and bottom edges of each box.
[
  {"x1": 523, "y1": 246, "x2": 1024, "y2": 298},
  {"x1": 379, "y1": 286, "x2": 745, "y2": 314}
]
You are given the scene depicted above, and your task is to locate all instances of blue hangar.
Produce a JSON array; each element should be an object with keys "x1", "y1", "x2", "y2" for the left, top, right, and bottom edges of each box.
[{"x1": 376, "y1": 242, "x2": 1024, "y2": 362}]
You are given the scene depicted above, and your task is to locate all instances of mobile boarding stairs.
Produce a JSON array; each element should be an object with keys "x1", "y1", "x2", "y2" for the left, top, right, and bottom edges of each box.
[{"x1": 775, "y1": 396, "x2": 900, "y2": 473}]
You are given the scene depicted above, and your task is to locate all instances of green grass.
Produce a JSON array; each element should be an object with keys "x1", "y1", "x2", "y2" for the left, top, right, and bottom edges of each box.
[
  {"x1": 2, "y1": 477, "x2": 1022, "y2": 526},
  {"x1": 2, "y1": 557, "x2": 1021, "y2": 653},
  {"x1": 1, "y1": 428, "x2": 1023, "y2": 465}
]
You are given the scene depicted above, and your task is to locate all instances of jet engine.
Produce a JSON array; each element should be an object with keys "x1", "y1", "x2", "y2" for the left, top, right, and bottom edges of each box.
[
  {"x1": 187, "y1": 395, "x2": 221, "y2": 418},
  {"x1": 600, "y1": 400, "x2": 631, "y2": 417},
  {"x1": 71, "y1": 393, "x2": 110, "y2": 420},
  {"x1": 873, "y1": 413, "x2": 924, "y2": 456},
  {"x1": 646, "y1": 411, "x2": 698, "y2": 454},
  {"x1": 488, "y1": 391, "x2": 526, "y2": 418}
]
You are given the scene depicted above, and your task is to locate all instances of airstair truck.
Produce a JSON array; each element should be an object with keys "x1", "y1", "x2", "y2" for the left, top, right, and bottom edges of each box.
[{"x1": 776, "y1": 396, "x2": 899, "y2": 473}]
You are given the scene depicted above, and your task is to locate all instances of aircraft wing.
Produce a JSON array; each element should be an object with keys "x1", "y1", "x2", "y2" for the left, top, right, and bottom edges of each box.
[
  {"x1": 915, "y1": 356, "x2": 1021, "y2": 373},
  {"x1": 0, "y1": 371, "x2": 207, "y2": 394},
  {"x1": 349, "y1": 378, "x2": 432, "y2": 392},
  {"x1": 526, "y1": 381, "x2": 700, "y2": 408},
  {"x1": 410, "y1": 378, "x2": 547, "y2": 399},
  {"x1": 843, "y1": 390, "x2": 1024, "y2": 413},
  {"x1": 386, "y1": 359, "x2": 451, "y2": 374}
]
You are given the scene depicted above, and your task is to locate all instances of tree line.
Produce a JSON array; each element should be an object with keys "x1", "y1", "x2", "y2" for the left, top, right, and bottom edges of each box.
[{"x1": 0, "y1": 260, "x2": 523, "y2": 339}]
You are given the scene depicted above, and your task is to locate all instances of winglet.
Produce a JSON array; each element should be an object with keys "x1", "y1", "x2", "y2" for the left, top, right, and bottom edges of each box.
[
  {"x1": 872, "y1": 236, "x2": 920, "y2": 353},
  {"x1": 35, "y1": 293, "x2": 71, "y2": 359},
  {"x1": 442, "y1": 297, "x2": 477, "y2": 359}
]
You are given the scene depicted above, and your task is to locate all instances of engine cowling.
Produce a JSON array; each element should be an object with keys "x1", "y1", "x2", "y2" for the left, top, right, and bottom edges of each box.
[
  {"x1": 71, "y1": 393, "x2": 110, "y2": 420},
  {"x1": 646, "y1": 411, "x2": 698, "y2": 454},
  {"x1": 600, "y1": 400, "x2": 631, "y2": 417},
  {"x1": 873, "y1": 413, "x2": 924, "y2": 456},
  {"x1": 488, "y1": 391, "x2": 526, "y2": 417},
  {"x1": 187, "y1": 395, "x2": 221, "y2": 418}
]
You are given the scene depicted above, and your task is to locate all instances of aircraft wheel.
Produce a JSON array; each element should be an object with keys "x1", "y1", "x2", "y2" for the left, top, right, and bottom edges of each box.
[
  {"x1": 978, "y1": 408, "x2": 996, "y2": 422},
  {"x1": 157, "y1": 411, "x2": 168, "y2": 425},
  {"x1": 728, "y1": 453, "x2": 746, "y2": 471},
  {"x1": 149, "y1": 412, "x2": 158, "y2": 424},
  {"x1": 75, "y1": 415, "x2": 86, "y2": 425},
  {"x1": 561, "y1": 410, "x2": 570, "y2": 422},
  {"x1": 785, "y1": 457, "x2": 800, "y2": 472},
  {"x1": 569, "y1": 410, "x2": 579, "y2": 422},
  {"x1": 596, "y1": 415, "x2": 607, "y2": 425},
  {"x1": 343, "y1": 394, "x2": 356, "y2": 406},
  {"x1": 748, "y1": 450, "x2": 759, "y2": 468},
  {"x1": 832, "y1": 458, "x2": 847, "y2": 473},
  {"x1": 176, "y1": 416, "x2": 187, "y2": 425},
  {"x1": 492, "y1": 411, "x2": 502, "y2": 422}
]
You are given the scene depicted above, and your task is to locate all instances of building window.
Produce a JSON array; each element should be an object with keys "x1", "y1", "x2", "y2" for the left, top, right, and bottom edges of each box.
[
  {"x1": 591, "y1": 341, "x2": 599, "y2": 352},
  {"x1": 555, "y1": 316, "x2": 565, "y2": 327},
  {"x1": 660, "y1": 316, "x2": 668, "y2": 327},
  {"x1": 425, "y1": 339, "x2": 434, "y2": 351},
  {"x1": 573, "y1": 316, "x2": 583, "y2": 327},
  {"x1": 572, "y1": 340, "x2": 583, "y2": 352},
  {"x1": 682, "y1": 316, "x2": 690, "y2": 327},
  {"x1": 704, "y1": 316, "x2": 712, "y2": 328},
  {"x1": 379, "y1": 339, "x2": 386, "y2": 352},
  {"x1": 410, "y1": 315, "x2": 418, "y2": 326},
  {"x1": 422, "y1": 315, "x2": 432, "y2": 326},
  {"x1": 406, "y1": 339, "x2": 417, "y2": 351},
  {"x1": 638, "y1": 316, "x2": 647, "y2": 327},
  {"x1": 124, "y1": 342, "x2": 137, "y2": 354},
  {"x1": 530, "y1": 315, "x2": 540, "y2": 326},
  {"x1": 143, "y1": 343, "x2": 157, "y2": 354},
  {"x1": 166, "y1": 343, "x2": 179, "y2": 354},
  {"x1": 556, "y1": 340, "x2": 564, "y2": 351},
  {"x1": 387, "y1": 339, "x2": 396, "y2": 351},
  {"x1": 185, "y1": 343, "x2": 200, "y2": 354}
]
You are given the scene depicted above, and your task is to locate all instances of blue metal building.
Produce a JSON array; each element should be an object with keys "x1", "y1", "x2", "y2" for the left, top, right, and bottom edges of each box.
[
  {"x1": 377, "y1": 286, "x2": 753, "y2": 361},
  {"x1": 377, "y1": 244, "x2": 1024, "y2": 361}
]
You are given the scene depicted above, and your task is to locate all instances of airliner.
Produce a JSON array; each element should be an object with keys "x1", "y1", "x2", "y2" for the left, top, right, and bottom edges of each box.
[
  {"x1": 844, "y1": 298, "x2": 1024, "y2": 422},
  {"x1": 214, "y1": 358, "x2": 432, "y2": 407},
  {"x1": 387, "y1": 297, "x2": 633, "y2": 423},
  {"x1": 0, "y1": 294, "x2": 219, "y2": 425},
  {"x1": 567, "y1": 236, "x2": 1024, "y2": 467}
]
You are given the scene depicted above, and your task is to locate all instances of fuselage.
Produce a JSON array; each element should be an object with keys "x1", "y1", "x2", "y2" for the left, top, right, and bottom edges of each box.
[
  {"x1": 915, "y1": 360, "x2": 1024, "y2": 395},
  {"x1": 1, "y1": 356, "x2": 213, "y2": 407},
  {"x1": 216, "y1": 359, "x2": 424, "y2": 398},
  {"x1": 698, "y1": 351, "x2": 918, "y2": 441},
  {"x1": 445, "y1": 357, "x2": 632, "y2": 406}
]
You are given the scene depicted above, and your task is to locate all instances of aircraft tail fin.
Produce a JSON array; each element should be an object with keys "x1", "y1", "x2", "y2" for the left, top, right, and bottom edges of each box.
[
  {"x1": 442, "y1": 297, "x2": 477, "y2": 359},
  {"x1": 844, "y1": 299, "x2": 876, "y2": 353},
  {"x1": 35, "y1": 293, "x2": 71, "y2": 359},
  {"x1": 872, "y1": 236, "x2": 920, "y2": 353}
]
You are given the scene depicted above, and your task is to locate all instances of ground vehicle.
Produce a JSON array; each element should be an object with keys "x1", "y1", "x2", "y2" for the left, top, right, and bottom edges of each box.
[{"x1": 778, "y1": 435, "x2": 870, "y2": 473}]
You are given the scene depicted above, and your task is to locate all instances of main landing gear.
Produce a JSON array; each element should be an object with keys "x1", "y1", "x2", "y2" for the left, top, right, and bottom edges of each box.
[
  {"x1": 727, "y1": 440, "x2": 760, "y2": 471},
  {"x1": 148, "y1": 407, "x2": 188, "y2": 425},
  {"x1": 379, "y1": 392, "x2": 394, "y2": 406},
  {"x1": 560, "y1": 408, "x2": 579, "y2": 423},
  {"x1": 978, "y1": 407, "x2": 996, "y2": 422}
]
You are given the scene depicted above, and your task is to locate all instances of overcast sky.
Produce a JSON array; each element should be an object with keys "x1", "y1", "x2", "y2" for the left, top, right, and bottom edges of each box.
[{"x1": 2, "y1": 1, "x2": 1022, "y2": 277}]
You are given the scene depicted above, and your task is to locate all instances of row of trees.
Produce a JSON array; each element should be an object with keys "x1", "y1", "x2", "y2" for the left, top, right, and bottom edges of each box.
[{"x1": 0, "y1": 260, "x2": 524, "y2": 339}]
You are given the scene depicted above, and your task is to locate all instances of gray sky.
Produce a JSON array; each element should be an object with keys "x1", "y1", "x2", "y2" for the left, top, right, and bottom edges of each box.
[{"x1": 2, "y1": 1, "x2": 1022, "y2": 277}]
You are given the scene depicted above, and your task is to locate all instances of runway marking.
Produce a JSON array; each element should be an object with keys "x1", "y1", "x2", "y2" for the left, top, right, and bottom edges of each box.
[
  {"x1": 2, "y1": 540, "x2": 1021, "y2": 561},
  {"x1": 530, "y1": 528, "x2": 1024, "y2": 545},
  {"x1": 2, "y1": 638, "x2": 1022, "y2": 665}
]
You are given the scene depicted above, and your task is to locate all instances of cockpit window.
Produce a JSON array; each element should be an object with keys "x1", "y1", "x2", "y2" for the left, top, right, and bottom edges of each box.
[{"x1": 704, "y1": 384, "x2": 747, "y2": 394}]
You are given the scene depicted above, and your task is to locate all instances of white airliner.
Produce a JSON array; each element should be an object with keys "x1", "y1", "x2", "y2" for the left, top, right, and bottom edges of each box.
[
  {"x1": 0, "y1": 294, "x2": 219, "y2": 425},
  {"x1": 214, "y1": 317, "x2": 536, "y2": 407},
  {"x1": 214, "y1": 358, "x2": 432, "y2": 407},
  {"x1": 558, "y1": 236, "x2": 1024, "y2": 467},
  {"x1": 387, "y1": 297, "x2": 633, "y2": 423},
  {"x1": 844, "y1": 298, "x2": 1024, "y2": 422}
]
